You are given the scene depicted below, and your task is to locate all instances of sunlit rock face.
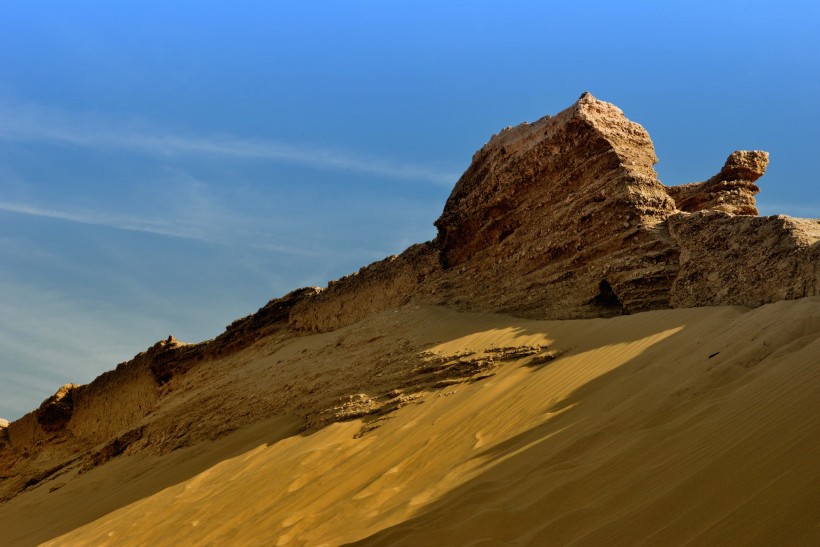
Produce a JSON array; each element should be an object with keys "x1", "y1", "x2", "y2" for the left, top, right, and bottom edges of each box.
[
  {"x1": 668, "y1": 212, "x2": 820, "y2": 308},
  {"x1": 292, "y1": 93, "x2": 814, "y2": 329},
  {"x1": 432, "y1": 92, "x2": 680, "y2": 318},
  {"x1": 667, "y1": 150, "x2": 769, "y2": 215}
]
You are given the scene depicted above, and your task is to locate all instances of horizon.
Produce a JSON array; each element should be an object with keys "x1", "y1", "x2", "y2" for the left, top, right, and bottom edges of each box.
[{"x1": 2, "y1": 1, "x2": 819, "y2": 420}]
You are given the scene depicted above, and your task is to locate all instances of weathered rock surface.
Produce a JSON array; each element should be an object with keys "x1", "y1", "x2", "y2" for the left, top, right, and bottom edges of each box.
[
  {"x1": 2, "y1": 92, "x2": 819, "y2": 504},
  {"x1": 35, "y1": 384, "x2": 79, "y2": 432},
  {"x1": 289, "y1": 243, "x2": 440, "y2": 332},
  {"x1": 667, "y1": 150, "x2": 769, "y2": 215},
  {"x1": 669, "y1": 212, "x2": 820, "y2": 307},
  {"x1": 0, "y1": 287, "x2": 324, "y2": 499},
  {"x1": 284, "y1": 93, "x2": 811, "y2": 328},
  {"x1": 431, "y1": 92, "x2": 679, "y2": 318}
]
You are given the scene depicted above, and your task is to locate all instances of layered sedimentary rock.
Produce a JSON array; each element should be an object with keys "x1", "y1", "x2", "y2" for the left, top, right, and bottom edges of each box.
[
  {"x1": 287, "y1": 92, "x2": 808, "y2": 330},
  {"x1": 669, "y1": 213, "x2": 820, "y2": 307},
  {"x1": 667, "y1": 150, "x2": 769, "y2": 215},
  {"x1": 0, "y1": 288, "x2": 324, "y2": 499},
  {"x1": 3, "y1": 93, "x2": 819, "y2": 503},
  {"x1": 431, "y1": 92, "x2": 679, "y2": 318},
  {"x1": 289, "y1": 243, "x2": 440, "y2": 332},
  {"x1": 35, "y1": 384, "x2": 79, "y2": 433}
]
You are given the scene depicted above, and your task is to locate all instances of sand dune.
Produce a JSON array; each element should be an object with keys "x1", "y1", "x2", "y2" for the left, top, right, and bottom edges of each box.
[{"x1": 2, "y1": 298, "x2": 819, "y2": 545}]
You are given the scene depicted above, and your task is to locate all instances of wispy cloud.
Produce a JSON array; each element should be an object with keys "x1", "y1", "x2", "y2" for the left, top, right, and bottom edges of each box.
[
  {"x1": 0, "y1": 100, "x2": 459, "y2": 185},
  {"x1": 0, "y1": 201, "x2": 182, "y2": 236},
  {"x1": 0, "y1": 199, "x2": 329, "y2": 257}
]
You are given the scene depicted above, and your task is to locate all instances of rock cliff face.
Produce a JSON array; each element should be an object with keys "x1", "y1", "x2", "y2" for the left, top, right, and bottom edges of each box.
[
  {"x1": 669, "y1": 213, "x2": 820, "y2": 307},
  {"x1": 432, "y1": 92, "x2": 679, "y2": 318},
  {"x1": 2, "y1": 93, "x2": 818, "y2": 503}
]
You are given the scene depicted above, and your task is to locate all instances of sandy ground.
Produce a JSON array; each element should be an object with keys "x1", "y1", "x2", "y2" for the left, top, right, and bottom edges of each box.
[{"x1": 2, "y1": 298, "x2": 820, "y2": 545}]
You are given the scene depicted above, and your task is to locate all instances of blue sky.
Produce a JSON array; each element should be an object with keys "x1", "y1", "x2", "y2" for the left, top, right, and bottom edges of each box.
[{"x1": 1, "y1": 1, "x2": 818, "y2": 420}]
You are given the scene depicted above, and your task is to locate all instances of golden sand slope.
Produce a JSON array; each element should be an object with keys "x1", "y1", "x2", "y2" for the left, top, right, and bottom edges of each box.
[{"x1": 2, "y1": 298, "x2": 820, "y2": 545}]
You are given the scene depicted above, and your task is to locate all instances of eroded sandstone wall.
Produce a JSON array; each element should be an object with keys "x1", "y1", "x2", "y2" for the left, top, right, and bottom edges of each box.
[
  {"x1": 68, "y1": 356, "x2": 161, "y2": 445},
  {"x1": 0, "y1": 287, "x2": 319, "y2": 493},
  {"x1": 430, "y1": 92, "x2": 680, "y2": 318},
  {"x1": 284, "y1": 93, "x2": 811, "y2": 327},
  {"x1": 289, "y1": 243, "x2": 441, "y2": 332},
  {"x1": 669, "y1": 213, "x2": 820, "y2": 307},
  {"x1": 5, "y1": 412, "x2": 45, "y2": 452}
]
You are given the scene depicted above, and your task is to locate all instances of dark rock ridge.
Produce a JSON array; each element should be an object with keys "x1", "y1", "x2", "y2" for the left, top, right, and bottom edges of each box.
[
  {"x1": 2, "y1": 93, "x2": 819, "y2": 500},
  {"x1": 35, "y1": 384, "x2": 79, "y2": 432}
]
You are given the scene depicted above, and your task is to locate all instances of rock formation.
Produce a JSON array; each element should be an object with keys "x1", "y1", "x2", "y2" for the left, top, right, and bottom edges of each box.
[
  {"x1": 290, "y1": 243, "x2": 440, "y2": 332},
  {"x1": 667, "y1": 150, "x2": 769, "y2": 215},
  {"x1": 2, "y1": 92, "x2": 818, "y2": 503},
  {"x1": 35, "y1": 384, "x2": 78, "y2": 432},
  {"x1": 291, "y1": 92, "x2": 813, "y2": 330},
  {"x1": 431, "y1": 92, "x2": 679, "y2": 318},
  {"x1": 669, "y1": 213, "x2": 820, "y2": 307}
]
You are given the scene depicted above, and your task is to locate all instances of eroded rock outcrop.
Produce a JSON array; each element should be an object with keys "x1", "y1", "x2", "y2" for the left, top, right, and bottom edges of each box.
[
  {"x1": 283, "y1": 93, "x2": 807, "y2": 328},
  {"x1": 285, "y1": 93, "x2": 814, "y2": 328},
  {"x1": 669, "y1": 213, "x2": 820, "y2": 307},
  {"x1": 35, "y1": 384, "x2": 79, "y2": 432},
  {"x1": 667, "y1": 150, "x2": 769, "y2": 215},
  {"x1": 431, "y1": 92, "x2": 679, "y2": 318},
  {"x1": 3, "y1": 93, "x2": 818, "y2": 503},
  {"x1": 0, "y1": 286, "x2": 327, "y2": 499},
  {"x1": 289, "y1": 243, "x2": 440, "y2": 332}
]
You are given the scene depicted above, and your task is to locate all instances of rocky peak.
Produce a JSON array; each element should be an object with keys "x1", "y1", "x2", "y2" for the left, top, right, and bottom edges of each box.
[
  {"x1": 435, "y1": 92, "x2": 668, "y2": 266},
  {"x1": 433, "y1": 92, "x2": 678, "y2": 316}
]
